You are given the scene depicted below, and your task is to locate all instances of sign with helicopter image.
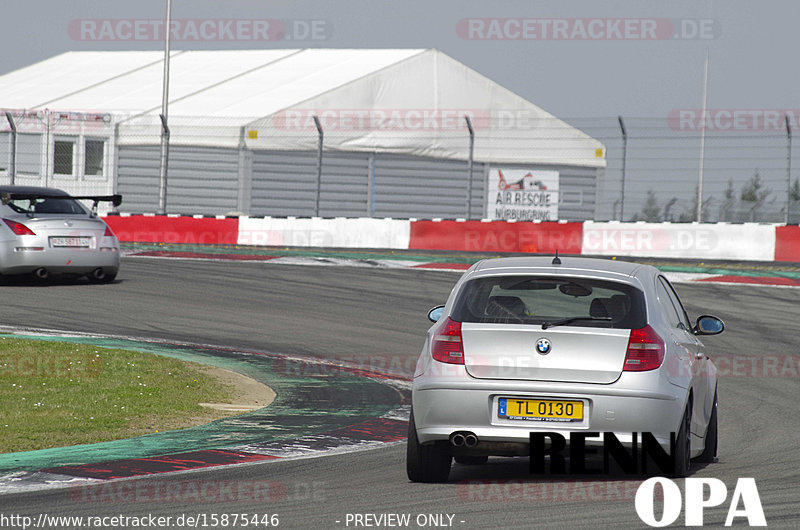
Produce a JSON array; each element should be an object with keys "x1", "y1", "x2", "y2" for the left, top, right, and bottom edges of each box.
[{"x1": 486, "y1": 168, "x2": 560, "y2": 221}]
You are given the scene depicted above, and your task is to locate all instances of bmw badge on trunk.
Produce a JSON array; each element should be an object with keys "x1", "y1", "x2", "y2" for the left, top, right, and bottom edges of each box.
[{"x1": 536, "y1": 338, "x2": 552, "y2": 355}]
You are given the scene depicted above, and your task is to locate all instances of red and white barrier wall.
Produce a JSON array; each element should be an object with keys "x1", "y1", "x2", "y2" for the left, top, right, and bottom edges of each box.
[{"x1": 103, "y1": 214, "x2": 800, "y2": 263}]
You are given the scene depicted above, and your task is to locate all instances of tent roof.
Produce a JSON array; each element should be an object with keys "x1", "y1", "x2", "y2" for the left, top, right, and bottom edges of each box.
[
  {"x1": 0, "y1": 49, "x2": 605, "y2": 167},
  {"x1": 0, "y1": 49, "x2": 426, "y2": 116}
]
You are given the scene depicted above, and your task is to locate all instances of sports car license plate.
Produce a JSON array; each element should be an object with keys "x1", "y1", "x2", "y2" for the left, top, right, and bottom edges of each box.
[
  {"x1": 50, "y1": 237, "x2": 91, "y2": 248},
  {"x1": 498, "y1": 398, "x2": 583, "y2": 422}
]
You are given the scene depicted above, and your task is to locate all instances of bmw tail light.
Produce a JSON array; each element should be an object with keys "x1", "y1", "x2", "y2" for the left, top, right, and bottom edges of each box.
[
  {"x1": 431, "y1": 317, "x2": 465, "y2": 365},
  {"x1": 104, "y1": 225, "x2": 115, "y2": 237},
  {"x1": 623, "y1": 325, "x2": 665, "y2": 371},
  {"x1": 3, "y1": 218, "x2": 35, "y2": 236}
]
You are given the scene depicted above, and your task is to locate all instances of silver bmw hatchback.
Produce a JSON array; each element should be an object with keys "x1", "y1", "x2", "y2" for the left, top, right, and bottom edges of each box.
[
  {"x1": 0, "y1": 185, "x2": 121, "y2": 282},
  {"x1": 408, "y1": 256, "x2": 723, "y2": 482}
]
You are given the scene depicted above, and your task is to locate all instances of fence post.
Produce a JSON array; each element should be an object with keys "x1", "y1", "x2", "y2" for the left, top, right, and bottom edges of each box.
[
  {"x1": 157, "y1": 113, "x2": 170, "y2": 214},
  {"x1": 237, "y1": 126, "x2": 252, "y2": 215},
  {"x1": 4, "y1": 112, "x2": 16, "y2": 185},
  {"x1": 786, "y1": 113, "x2": 793, "y2": 225},
  {"x1": 618, "y1": 116, "x2": 627, "y2": 221},
  {"x1": 367, "y1": 152, "x2": 375, "y2": 217},
  {"x1": 112, "y1": 122, "x2": 120, "y2": 213},
  {"x1": 313, "y1": 115, "x2": 323, "y2": 216},
  {"x1": 44, "y1": 109, "x2": 51, "y2": 188},
  {"x1": 465, "y1": 115, "x2": 475, "y2": 219}
]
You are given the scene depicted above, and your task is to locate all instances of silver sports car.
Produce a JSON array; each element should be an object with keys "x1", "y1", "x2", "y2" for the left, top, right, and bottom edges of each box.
[
  {"x1": 0, "y1": 185, "x2": 121, "y2": 282},
  {"x1": 408, "y1": 256, "x2": 723, "y2": 482}
]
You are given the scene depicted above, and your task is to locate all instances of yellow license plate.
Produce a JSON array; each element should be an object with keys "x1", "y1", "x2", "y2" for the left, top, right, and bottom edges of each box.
[{"x1": 498, "y1": 398, "x2": 583, "y2": 422}]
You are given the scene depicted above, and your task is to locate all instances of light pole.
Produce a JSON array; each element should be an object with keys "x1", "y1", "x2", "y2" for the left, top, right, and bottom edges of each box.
[
  {"x1": 157, "y1": 0, "x2": 172, "y2": 214},
  {"x1": 696, "y1": 50, "x2": 709, "y2": 223}
]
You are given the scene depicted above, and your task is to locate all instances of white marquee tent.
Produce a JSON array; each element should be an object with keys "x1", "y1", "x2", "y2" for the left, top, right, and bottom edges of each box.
[
  {"x1": 0, "y1": 49, "x2": 606, "y2": 218},
  {"x1": 0, "y1": 49, "x2": 605, "y2": 168}
]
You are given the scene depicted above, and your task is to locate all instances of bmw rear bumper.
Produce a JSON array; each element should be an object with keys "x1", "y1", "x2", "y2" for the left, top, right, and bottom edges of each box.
[{"x1": 412, "y1": 367, "x2": 688, "y2": 453}]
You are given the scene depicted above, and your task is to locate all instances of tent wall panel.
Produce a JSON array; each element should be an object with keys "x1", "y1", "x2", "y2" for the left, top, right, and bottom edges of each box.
[
  {"x1": 250, "y1": 150, "x2": 371, "y2": 218},
  {"x1": 117, "y1": 145, "x2": 239, "y2": 215},
  {"x1": 371, "y1": 154, "x2": 483, "y2": 219},
  {"x1": 118, "y1": 145, "x2": 597, "y2": 220}
]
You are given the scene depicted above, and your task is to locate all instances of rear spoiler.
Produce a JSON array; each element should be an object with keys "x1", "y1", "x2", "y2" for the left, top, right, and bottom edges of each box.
[{"x1": 1, "y1": 193, "x2": 123, "y2": 208}]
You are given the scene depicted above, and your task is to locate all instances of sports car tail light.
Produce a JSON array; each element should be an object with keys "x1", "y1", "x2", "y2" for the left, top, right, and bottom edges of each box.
[
  {"x1": 3, "y1": 218, "x2": 35, "y2": 236},
  {"x1": 103, "y1": 225, "x2": 115, "y2": 237},
  {"x1": 431, "y1": 317, "x2": 465, "y2": 365},
  {"x1": 623, "y1": 325, "x2": 665, "y2": 371}
]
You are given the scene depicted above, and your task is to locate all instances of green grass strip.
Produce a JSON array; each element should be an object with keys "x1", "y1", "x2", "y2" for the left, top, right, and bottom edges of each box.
[
  {"x1": 0, "y1": 337, "x2": 235, "y2": 454},
  {"x1": 0, "y1": 335, "x2": 402, "y2": 472}
]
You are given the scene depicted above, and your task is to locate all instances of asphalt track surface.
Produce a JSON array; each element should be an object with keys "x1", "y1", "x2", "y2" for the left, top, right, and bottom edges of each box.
[{"x1": 1, "y1": 257, "x2": 798, "y2": 528}]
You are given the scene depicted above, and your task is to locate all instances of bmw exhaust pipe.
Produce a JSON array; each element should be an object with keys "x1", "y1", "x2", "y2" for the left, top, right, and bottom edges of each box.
[
  {"x1": 33, "y1": 268, "x2": 48, "y2": 280},
  {"x1": 450, "y1": 431, "x2": 479, "y2": 447},
  {"x1": 91, "y1": 268, "x2": 106, "y2": 281}
]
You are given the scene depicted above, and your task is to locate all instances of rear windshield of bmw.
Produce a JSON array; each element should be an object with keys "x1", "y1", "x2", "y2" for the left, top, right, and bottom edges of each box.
[{"x1": 451, "y1": 276, "x2": 646, "y2": 329}]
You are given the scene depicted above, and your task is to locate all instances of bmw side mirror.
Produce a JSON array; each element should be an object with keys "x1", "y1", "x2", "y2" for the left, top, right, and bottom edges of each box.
[
  {"x1": 694, "y1": 315, "x2": 724, "y2": 335},
  {"x1": 428, "y1": 306, "x2": 445, "y2": 322}
]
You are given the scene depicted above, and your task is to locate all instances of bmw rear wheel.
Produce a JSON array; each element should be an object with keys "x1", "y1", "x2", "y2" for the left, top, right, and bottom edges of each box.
[
  {"x1": 672, "y1": 404, "x2": 692, "y2": 477},
  {"x1": 406, "y1": 412, "x2": 452, "y2": 483},
  {"x1": 695, "y1": 391, "x2": 718, "y2": 464}
]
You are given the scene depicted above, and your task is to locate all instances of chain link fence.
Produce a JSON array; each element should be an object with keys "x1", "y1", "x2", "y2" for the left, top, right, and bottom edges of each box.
[
  {"x1": 1, "y1": 111, "x2": 797, "y2": 222},
  {"x1": 571, "y1": 115, "x2": 798, "y2": 223}
]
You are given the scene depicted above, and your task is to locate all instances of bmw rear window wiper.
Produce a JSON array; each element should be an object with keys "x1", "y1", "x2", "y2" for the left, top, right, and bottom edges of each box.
[{"x1": 541, "y1": 316, "x2": 612, "y2": 330}]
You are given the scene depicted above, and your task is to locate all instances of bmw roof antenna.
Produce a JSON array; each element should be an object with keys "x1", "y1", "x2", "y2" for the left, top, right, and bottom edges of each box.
[{"x1": 552, "y1": 250, "x2": 562, "y2": 265}]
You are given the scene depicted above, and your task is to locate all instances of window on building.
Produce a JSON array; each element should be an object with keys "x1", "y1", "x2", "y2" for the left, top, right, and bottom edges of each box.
[
  {"x1": 17, "y1": 133, "x2": 42, "y2": 176},
  {"x1": 84, "y1": 139, "x2": 105, "y2": 176},
  {"x1": 0, "y1": 133, "x2": 9, "y2": 173},
  {"x1": 53, "y1": 139, "x2": 75, "y2": 175}
]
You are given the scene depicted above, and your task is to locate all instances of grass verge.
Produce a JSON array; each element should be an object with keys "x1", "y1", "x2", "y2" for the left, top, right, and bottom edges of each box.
[{"x1": 0, "y1": 337, "x2": 237, "y2": 453}]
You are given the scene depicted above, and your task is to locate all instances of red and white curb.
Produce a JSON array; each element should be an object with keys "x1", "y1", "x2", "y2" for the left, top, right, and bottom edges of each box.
[{"x1": 105, "y1": 215, "x2": 800, "y2": 263}]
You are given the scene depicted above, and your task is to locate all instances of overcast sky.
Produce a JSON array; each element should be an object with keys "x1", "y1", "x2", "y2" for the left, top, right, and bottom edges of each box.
[
  {"x1": 2, "y1": 0, "x2": 796, "y2": 118},
  {"x1": 1, "y1": 1, "x2": 797, "y2": 219}
]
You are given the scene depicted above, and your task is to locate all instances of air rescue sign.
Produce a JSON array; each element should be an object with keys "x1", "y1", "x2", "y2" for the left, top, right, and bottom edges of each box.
[{"x1": 487, "y1": 168, "x2": 560, "y2": 221}]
